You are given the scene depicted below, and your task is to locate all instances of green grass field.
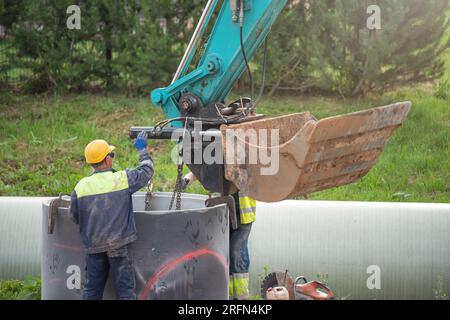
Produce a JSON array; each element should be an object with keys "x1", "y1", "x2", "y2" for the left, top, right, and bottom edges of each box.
[{"x1": 0, "y1": 86, "x2": 448, "y2": 203}]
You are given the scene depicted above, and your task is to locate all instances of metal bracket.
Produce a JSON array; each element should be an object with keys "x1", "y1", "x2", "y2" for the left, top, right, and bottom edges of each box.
[
  {"x1": 231, "y1": 0, "x2": 252, "y2": 20},
  {"x1": 47, "y1": 193, "x2": 70, "y2": 234},
  {"x1": 205, "y1": 195, "x2": 238, "y2": 230},
  {"x1": 151, "y1": 54, "x2": 222, "y2": 107}
]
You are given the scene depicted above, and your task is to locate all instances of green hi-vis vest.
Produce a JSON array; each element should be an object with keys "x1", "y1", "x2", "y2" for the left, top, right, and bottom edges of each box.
[
  {"x1": 74, "y1": 170, "x2": 129, "y2": 198},
  {"x1": 238, "y1": 194, "x2": 256, "y2": 224}
]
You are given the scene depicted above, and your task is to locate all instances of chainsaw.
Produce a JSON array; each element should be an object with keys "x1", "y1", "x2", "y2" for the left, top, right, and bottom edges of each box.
[{"x1": 261, "y1": 270, "x2": 335, "y2": 300}]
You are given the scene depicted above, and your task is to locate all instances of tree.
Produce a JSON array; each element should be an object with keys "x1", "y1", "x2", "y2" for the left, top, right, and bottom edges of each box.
[
  {"x1": 2, "y1": 0, "x2": 449, "y2": 96},
  {"x1": 5, "y1": 0, "x2": 204, "y2": 94},
  {"x1": 263, "y1": 0, "x2": 450, "y2": 96},
  {"x1": 0, "y1": 0, "x2": 25, "y2": 30}
]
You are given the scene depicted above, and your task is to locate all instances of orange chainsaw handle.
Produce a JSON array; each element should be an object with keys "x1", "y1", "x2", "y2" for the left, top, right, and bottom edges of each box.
[{"x1": 295, "y1": 276, "x2": 335, "y2": 300}]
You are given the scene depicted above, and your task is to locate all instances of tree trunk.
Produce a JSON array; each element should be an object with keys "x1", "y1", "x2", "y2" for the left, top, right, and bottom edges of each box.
[{"x1": 99, "y1": 3, "x2": 113, "y2": 88}]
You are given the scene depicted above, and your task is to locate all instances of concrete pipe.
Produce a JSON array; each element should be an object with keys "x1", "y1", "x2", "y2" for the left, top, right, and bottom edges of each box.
[
  {"x1": 1, "y1": 195, "x2": 450, "y2": 299},
  {"x1": 41, "y1": 192, "x2": 229, "y2": 300},
  {"x1": 0, "y1": 197, "x2": 50, "y2": 279},
  {"x1": 249, "y1": 200, "x2": 450, "y2": 300}
]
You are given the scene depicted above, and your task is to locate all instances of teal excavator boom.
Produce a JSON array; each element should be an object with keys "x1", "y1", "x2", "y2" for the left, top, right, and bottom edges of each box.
[
  {"x1": 130, "y1": 0, "x2": 411, "y2": 202},
  {"x1": 149, "y1": 0, "x2": 287, "y2": 123}
]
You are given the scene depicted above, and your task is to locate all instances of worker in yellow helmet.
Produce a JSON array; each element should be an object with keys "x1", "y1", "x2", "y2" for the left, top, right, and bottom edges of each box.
[
  {"x1": 181, "y1": 173, "x2": 256, "y2": 300},
  {"x1": 70, "y1": 132, "x2": 153, "y2": 300}
]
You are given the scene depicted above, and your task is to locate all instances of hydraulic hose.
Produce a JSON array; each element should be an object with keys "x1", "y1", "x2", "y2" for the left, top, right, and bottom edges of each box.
[
  {"x1": 239, "y1": 0, "x2": 254, "y2": 100},
  {"x1": 255, "y1": 38, "x2": 268, "y2": 106}
]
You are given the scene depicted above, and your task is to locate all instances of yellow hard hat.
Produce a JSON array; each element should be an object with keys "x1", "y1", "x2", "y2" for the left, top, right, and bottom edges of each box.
[{"x1": 84, "y1": 139, "x2": 116, "y2": 164}]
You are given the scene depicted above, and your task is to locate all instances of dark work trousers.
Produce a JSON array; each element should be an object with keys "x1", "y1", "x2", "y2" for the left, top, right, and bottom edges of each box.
[
  {"x1": 230, "y1": 192, "x2": 253, "y2": 275},
  {"x1": 83, "y1": 244, "x2": 136, "y2": 300},
  {"x1": 229, "y1": 220, "x2": 253, "y2": 274}
]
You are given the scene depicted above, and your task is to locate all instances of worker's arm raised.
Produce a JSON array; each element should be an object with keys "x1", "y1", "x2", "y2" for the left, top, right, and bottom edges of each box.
[{"x1": 126, "y1": 131, "x2": 154, "y2": 194}]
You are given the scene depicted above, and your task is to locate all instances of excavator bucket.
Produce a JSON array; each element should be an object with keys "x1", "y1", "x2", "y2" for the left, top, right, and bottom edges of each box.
[{"x1": 221, "y1": 101, "x2": 411, "y2": 202}]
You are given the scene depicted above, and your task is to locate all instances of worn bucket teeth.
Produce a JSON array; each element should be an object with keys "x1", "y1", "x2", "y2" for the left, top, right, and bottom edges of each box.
[{"x1": 221, "y1": 101, "x2": 411, "y2": 202}]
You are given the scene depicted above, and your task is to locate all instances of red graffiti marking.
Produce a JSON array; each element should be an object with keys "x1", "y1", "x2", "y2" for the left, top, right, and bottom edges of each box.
[
  {"x1": 53, "y1": 243, "x2": 83, "y2": 252},
  {"x1": 139, "y1": 248, "x2": 227, "y2": 300}
]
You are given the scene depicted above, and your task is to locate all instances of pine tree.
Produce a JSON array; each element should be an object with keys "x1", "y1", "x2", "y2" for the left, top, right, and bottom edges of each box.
[
  {"x1": 5, "y1": 0, "x2": 204, "y2": 94},
  {"x1": 265, "y1": 0, "x2": 450, "y2": 96}
]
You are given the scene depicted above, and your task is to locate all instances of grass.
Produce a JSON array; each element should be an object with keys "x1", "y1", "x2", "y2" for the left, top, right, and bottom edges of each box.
[
  {"x1": 259, "y1": 90, "x2": 449, "y2": 203},
  {"x1": 0, "y1": 277, "x2": 41, "y2": 300},
  {"x1": 434, "y1": 49, "x2": 450, "y2": 99},
  {"x1": 0, "y1": 87, "x2": 448, "y2": 203}
]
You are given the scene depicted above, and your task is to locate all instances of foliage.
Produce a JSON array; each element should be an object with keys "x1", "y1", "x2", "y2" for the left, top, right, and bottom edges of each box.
[
  {"x1": 259, "y1": 0, "x2": 450, "y2": 96},
  {"x1": 1, "y1": 1, "x2": 448, "y2": 96},
  {"x1": 0, "y1": 0, "x2": 25, "y2": 29},
  {"x1": 434, "y1": 276, "x2": 449, "y2": 300},
  {"x1": 434, "y1": 77, "x2": 450, "y2": 100},
  {"x1": 2, "y1": 0, "x2": 203, "y2": 94},
  {"x1": 0, "y1": 277, "x2": 41, "y2": 300}
]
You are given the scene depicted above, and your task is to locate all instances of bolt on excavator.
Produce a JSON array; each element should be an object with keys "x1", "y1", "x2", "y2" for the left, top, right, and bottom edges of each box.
[{"x1": 130, "y1": 0, "x2": 410, "y2": 203}]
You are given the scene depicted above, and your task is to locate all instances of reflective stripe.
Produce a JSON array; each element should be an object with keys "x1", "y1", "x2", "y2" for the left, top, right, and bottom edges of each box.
[
  {"x1": 75, "y1": 171, "x2": 129, "y2": 198},
  {"x1": 233, "y1": 272, "x2": 249, "y2": 279},
  {"x1": 140, "y1": 160, "x2": 153, "y2": 165},
  {"x1": 238, "y1": 194, "x2": 256, "y2": 224},
  {"x1": 229, "y1": 273, "x2": 250, "y2": 300},
  {"x1": 241, "y1": 207, "x2": 256, "y2": 214}
]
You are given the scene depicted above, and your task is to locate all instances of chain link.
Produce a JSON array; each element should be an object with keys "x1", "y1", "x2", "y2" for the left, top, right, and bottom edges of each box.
[
  {"x1": 176, "y1": 163, "x2": 184, "y2": 210},
  {"x1": 169, "y1": 119, "x2": 189, "y2": 211},
  {"x1": 169, "y1": 162, "x2": 184, "y2": 211},
  {"x1": 145, "y1": 182, "x2": 153, "y2": 211},
  {"x1": 169, "y1": 135, "x2": 185, "y2": 211}
]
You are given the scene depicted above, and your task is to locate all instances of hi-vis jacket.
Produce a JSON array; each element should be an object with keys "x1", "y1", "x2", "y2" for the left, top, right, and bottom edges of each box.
[
  {"x1": 70, "y1": 150, "x2": 153, "y2": 254},
  {"x1": 238, "y1": 193, "x2": 256, "y2": 224}
]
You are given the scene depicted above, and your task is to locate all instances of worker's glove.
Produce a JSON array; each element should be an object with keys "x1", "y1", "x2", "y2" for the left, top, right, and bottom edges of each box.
[{"x1": 134, "y1": 131, "x2": 148, "y2": 151}]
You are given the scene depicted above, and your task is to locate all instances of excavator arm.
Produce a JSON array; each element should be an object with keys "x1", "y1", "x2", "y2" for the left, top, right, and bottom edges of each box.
[
  {"x1": 130, "y1": 0, "x2": 411, "y2": 202},
  {"x1": 150, "y1": 0, "x2": 287, "y2": 122}
]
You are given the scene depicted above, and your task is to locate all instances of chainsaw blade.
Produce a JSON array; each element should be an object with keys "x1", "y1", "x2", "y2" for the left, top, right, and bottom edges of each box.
[{"x1": 260, "y1": 271, "x2": 295, "y2": 300}]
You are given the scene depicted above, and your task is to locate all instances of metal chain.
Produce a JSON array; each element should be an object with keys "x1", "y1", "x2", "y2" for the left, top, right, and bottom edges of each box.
[
  {"x1": 171, "y1": 118, "x2": 190, "y2": 210},
  {"x1": 169, "y1": 162, "x2": 184, "y2": 211},
  {"x1": 169, "y1": 119, "x2": 189, "y2": 211},
  {"x1": 145, "y1": 182, "x2": 153, "y2": 211},
  {"x1": 176, "y1": 163, "x2": 185, "y2": 210}
]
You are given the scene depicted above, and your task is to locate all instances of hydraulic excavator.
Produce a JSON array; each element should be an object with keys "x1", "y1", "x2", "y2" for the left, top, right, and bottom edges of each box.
[{"x1": 130, "y1": 0, "x2": 411, "y2": 203}]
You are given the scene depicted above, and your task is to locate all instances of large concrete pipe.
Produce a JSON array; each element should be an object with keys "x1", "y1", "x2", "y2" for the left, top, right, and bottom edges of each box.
[
  {"x1": 41, "y1": 192, "x2": 229, "y2": 300},
  {"x1": 0, "y1": 197, "x2": 50, "y2": 279},
  {"x1": 1, "y1": 196, "x2": 450, "y2": 299},
  {"x1": 249, "y1": 201, "x2": 450, "y2": 300}
]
